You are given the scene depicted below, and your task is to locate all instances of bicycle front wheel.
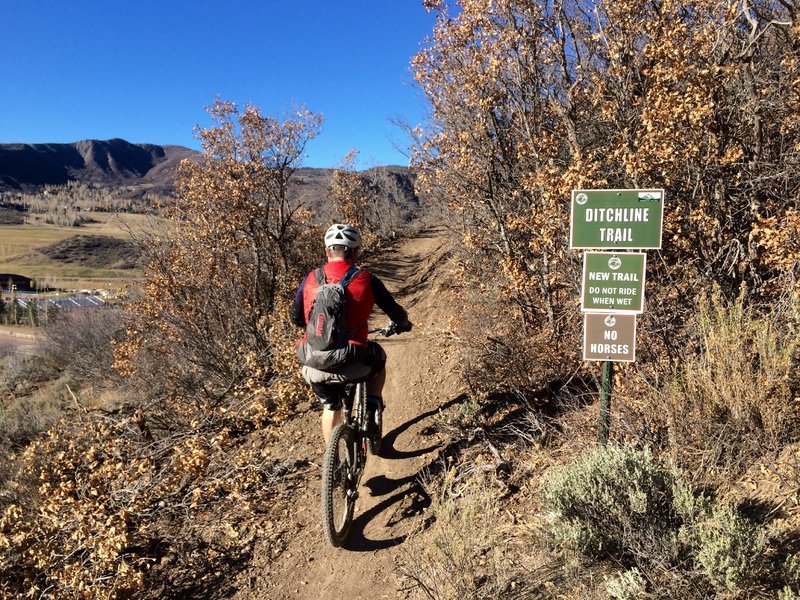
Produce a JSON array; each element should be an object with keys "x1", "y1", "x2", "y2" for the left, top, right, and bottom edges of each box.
[{"x1": 321, "y1": 423, "x2": 356, "y2": 547}]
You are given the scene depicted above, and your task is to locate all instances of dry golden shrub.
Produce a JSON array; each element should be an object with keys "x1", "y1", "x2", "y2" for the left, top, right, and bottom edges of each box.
[
  {"x1": 112, "y1": 100, "x2": 323, "y2": 432},
  {"x1": 330, "y1": 149, "x2": 373, "y2": 233},
  {"x1": 0, "y1": 100, "x2": 326, "y2": 597},
  {"x1": 412, "y1": 0, "x2": 800, "y2": 378},
  {"x1": 0, "y1": 403, "x2": 291, "y2": 599}
]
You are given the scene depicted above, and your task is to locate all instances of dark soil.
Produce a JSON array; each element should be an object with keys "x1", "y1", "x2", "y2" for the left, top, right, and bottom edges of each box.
[{"x1": 38, "y1": 234, "x2": 143, "y2": 269}]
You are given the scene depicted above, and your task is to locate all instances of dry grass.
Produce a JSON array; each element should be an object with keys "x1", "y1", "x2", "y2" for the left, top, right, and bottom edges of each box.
[
  {"x1": 659, "y1": 294, "x2": 800, "y2": 487},
  {"x1": 0, "y1": 213, "x2": 156, "y2": 253},
  {"x1": 399, "y1": 467, "x2": 542, "y2": 599}
]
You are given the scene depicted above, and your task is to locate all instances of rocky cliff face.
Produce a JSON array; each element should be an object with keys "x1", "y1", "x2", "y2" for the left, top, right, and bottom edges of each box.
[{"x1": 0, "y1": 139, "x2": 197, "y2": 191}]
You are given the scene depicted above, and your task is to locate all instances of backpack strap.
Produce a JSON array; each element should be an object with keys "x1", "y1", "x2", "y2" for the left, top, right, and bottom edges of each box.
[
  {"x1": 338, "y1": 266, "x2": 360, "y2": 288},
  {"x1": 313, "y1": 266, "x2": 360, "y2": 287}
]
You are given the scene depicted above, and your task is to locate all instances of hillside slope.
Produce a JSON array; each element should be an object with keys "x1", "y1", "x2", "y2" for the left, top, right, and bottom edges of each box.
[
  {"x1": 0, "y1": 139, "x2": 197, "y2": 192},
  {"x1": 0, "y1": 140, "x2": 419, "y2": 216},
  {"x1": 233, "y1": 228, "x2": 461, "y2": 599}
]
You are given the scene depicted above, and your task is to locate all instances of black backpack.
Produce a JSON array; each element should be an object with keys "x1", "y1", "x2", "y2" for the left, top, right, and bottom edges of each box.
[{"x1": 305, "y1": 266, "x2": 360, "y2": 351}]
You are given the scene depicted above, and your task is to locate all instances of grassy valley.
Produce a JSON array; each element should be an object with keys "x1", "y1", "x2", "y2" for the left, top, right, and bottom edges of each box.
[{"x1": 0, "y1": 213, "x2": 153, "y2": 292}]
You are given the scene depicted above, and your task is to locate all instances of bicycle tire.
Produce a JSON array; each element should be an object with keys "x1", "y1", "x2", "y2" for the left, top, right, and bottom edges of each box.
[{"x1": 321, "y1": 423, "x2": 356, "y2": 547}]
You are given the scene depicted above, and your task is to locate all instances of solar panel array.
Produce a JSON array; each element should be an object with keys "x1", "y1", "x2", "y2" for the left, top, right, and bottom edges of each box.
[{"x1": 15, "y1": 294, "x2": 107, "y2": 310}]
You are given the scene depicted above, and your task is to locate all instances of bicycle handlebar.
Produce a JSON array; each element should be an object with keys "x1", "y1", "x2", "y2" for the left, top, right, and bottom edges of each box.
[{"x1": 368, "y1": 321, "x2": 407, "y2": 337}]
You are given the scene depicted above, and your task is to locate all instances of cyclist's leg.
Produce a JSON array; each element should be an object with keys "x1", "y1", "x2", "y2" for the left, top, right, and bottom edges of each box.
[
  {"x1": 302, "y1": 365, "x2": 350, "y2": 445},
  {"x1": 365, "y1": 368, "x2": 386, "y2": 400},
  {"x1": 364, "y1": 341, "x2": 387, "y2": 401},
  {"x1": 363, "y1": 343, "x2": 388, "y2": 434},
  {"x1": 309, "y1": 381, "x2": 344, "y2": 445},
  {"x1": 322, "y1": 406, "x2": 343, "y2": 445}
]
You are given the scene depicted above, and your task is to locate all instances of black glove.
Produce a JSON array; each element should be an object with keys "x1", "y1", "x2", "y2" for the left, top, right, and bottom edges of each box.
[{"x1": 394, "y1": 320, "x2": 413, "y2": 334}]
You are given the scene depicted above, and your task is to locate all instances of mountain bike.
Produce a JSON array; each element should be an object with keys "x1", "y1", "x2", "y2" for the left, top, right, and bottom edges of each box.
[{"x1": 320, "y1": 322, "x2": 399, "y2": 547}]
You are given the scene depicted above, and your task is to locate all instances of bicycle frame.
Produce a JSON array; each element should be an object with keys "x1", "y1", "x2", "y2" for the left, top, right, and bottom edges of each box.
[
  {"x1": 320, "y1": 380, "x2": 369, "y2": 547},
  {"x1": 320, "y1": 322, "x2": 400, "y2": 547},
  {"x1": 343, "y1": 380, "x2": 369, "y2": 476}
]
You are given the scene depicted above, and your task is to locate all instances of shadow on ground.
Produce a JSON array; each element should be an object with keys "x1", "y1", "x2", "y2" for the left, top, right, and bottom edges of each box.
[{"x1": 343, "y1": 395, "x2": 463, "y2": 552}]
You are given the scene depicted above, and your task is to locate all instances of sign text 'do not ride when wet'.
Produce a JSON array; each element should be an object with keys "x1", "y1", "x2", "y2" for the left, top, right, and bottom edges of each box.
[{"x1": 581, "y1": 252, "x2": 646, "y2": 314}]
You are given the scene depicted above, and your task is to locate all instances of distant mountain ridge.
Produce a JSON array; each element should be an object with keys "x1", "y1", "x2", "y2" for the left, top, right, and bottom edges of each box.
[
  {"x1": 0, "y1": 138, "x2": 198, "y2": 192},
  {"x1": 0, "y1": 138, "x2": 419, "y2": 218}
]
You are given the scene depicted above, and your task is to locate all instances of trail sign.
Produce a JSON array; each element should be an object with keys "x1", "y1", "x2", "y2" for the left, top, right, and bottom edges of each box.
[
  {"x1": 583, "y1": 313, "x2": 637, "y2": 362},
  {"x1": 581, "y1": 252, "x2": 646, "y2": 313},
  {"x1": 570, "y1": 189, "x2": 664, "y2": 249}
]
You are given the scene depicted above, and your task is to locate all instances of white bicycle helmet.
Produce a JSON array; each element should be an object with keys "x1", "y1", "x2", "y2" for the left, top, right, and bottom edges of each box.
[{"x1": 324, "y1": 223, "x2": 361, "y2": 248}]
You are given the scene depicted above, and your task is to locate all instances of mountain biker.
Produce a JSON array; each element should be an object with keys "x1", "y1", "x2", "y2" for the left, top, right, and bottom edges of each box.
[{"x1": 291, "y1": 223, "x2": 412, "y2": 445}]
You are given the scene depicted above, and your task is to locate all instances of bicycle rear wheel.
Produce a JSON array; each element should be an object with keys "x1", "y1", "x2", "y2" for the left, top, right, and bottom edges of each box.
[{"x1": 321, "y1": 423, "x2": 356, "y2": 547}]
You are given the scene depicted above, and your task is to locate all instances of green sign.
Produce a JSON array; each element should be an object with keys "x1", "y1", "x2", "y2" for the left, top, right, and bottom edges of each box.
[
  {"x1": 582, "y1": 252, "x2": 646, "y2": 313},
  {"x1": 570, "y1": 189, "x2": 664, "y2": 249},
  {"x1": 583, "y1": 313, "x2": 637, "y2": 362}
]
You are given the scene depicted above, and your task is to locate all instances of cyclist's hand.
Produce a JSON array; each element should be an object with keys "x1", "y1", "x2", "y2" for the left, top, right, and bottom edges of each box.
[{"x1": 394, "y1": 320, "x2": 413, "y2": 334}]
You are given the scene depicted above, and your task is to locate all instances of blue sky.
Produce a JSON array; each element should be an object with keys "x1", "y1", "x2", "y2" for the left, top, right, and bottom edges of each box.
[{"x1": 0, "y1": 1, "x2": 436, "y2": 169}]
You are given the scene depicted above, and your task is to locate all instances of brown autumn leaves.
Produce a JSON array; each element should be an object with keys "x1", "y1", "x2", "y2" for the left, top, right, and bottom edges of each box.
[{"x1": 411, "y1": 0, "x2": 800, "y2": 358}]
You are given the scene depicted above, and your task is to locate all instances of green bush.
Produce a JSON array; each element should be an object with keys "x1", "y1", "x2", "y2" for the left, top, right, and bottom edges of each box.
[
  {"x1": 671, "y1": 478, "x2": 711, "y2": 523},
  {"x1": 785, "y1": 554, "x2": 800, "y2": 588},
  {"x1": 695, "y1": 503, "x2": 766, "y2": 592},
  {"x1": 542, "y1": 443, "x2": 797, "y2": 595},
  {"x1": 605, "y1": 568, "x2": 646, "y2": 600},
  {"x1": 542, "y1": 444, "x2": 682, "y2": 566},
  {"x1": 779, "y1": 587, "x2": 800, "y2": 600}
]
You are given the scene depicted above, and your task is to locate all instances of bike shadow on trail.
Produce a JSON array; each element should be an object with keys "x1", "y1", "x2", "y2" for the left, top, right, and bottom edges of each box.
[
  {"x1": 342, "y1": 395, "x2": 465, "y2": 552},
  {"x1": 378, "y1": 396, "x2": 463, "y2": 461}
]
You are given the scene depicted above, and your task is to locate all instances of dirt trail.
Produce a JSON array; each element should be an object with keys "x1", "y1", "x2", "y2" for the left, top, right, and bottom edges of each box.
[
  {"x1": 234, "y1": 227, "x2": 461, "y2": 600},
  {"x1": 0, "y1": 327, "x2": 37, "y2": 340},
  {"x1": 0, "y1": 326, "x2": 38, "y2": 357}
]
